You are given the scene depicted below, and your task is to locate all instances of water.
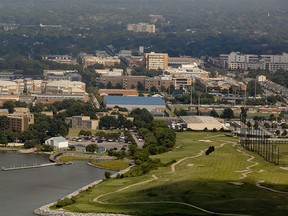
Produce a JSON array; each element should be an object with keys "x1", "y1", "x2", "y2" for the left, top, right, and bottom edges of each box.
[{"x1": 0, "y1": 151, "x2": 108, "y2": 216}]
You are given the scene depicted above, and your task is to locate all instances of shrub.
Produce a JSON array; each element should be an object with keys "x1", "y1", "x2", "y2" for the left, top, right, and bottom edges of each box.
[
  {"x1": 55, "y1": 197, "x2": 75, "y2": 208},
  {"x1": 205, "y1": 146, "x2": 215, "y2": 155},
  {"x1": 105, "y1": 171, "x2": 112, "y2": 179}
]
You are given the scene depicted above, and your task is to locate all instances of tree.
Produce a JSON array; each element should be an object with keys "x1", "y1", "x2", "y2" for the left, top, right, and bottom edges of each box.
[
  {"x1": 150, "y1": 86, "x2": 158, "y2": 93},
  {"x1": 220, "y1": 108, "x2": 234, "y2": 119},
  {"x1": 115, "y1": 82, "x2": 123, "y2": 89},
  {"x1": 0, "y1": 116, "x2": 9, "y2": 130},
  {"x1": 137, "y1": 81, "x2": 145, "y2": 91},
  {"x1": 269, "y1": 114, "x2": 276, "y2": 121},
  {"x1": 246, "y1": 121, "x2": 252, "y2": 128},
  {"x1": 86, "y1": 144, "x2": 98, "y2": 153},
  {"x1": 174, "y1": 109, "x2": 187, "y2": 116},
  {"x1": 210, "y1": 109, "x2": 219, "y2": 118},
  {"x1": 99, "y1": 116, "x2": 118, "y2": 129},
  {"x1": 2, "y1": 101, "x2": 15, "y2": 113},
  {"x1": 79, "y1": 130, "x2": 92, "y2": 136},
  {"x1": 106, "y1": 81, "x2": 113, "y2": 89},
  {"x1": 240, "y1": 107, "x2": 247, "y2": 123},
  {"x1": 253, "y1": 121, "x2": 259, "y2": 130},
  {"x1": 0, "y1": 131, "x2": 8, "y2": 145},
  {"x1": 24, "y1": 139, "x2": 40, "y2": 149},
  {"x1": 41, "y1": 144, "x2": 54, "y2": 152},
  {"x1": 246, "y1": 80, "x2": 263, "y2": 97},
  {"x1": 264, "y1": 122, "x2": 270, "y2": 128}
]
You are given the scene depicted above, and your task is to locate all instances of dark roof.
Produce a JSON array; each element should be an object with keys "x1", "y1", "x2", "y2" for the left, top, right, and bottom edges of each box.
[{"x1": 104, "y1": 96, "x2": 165, "y2": 106}]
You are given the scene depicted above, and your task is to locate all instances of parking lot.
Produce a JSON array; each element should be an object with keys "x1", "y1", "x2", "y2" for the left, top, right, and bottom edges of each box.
[{"x1": 68, "y1": 140, "x2": 129, "y2": 151}]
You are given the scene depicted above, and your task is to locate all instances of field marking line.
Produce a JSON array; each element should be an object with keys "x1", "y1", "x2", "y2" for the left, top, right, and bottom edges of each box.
[
  {"x1": 170, "y1": 141, "x2": 231, "y2": 173},
  {"x1": 256, "y1": 181, "x2": 288, "y2": 194},
  {"x1": 101, "y1": 201, "x2": 251, "y2": 216},
  {"x1": 205, "y1": 134, "x2": 224, "y2": 139},
  {"x1": 94, "y1": 174, "x2": 158, "y2": 203},
  {"x1": 234, "y1": 148, "x2": 259, "y2": 179},
  {"x1": 93, "y1": 140, "x2": 252, "y2": 216},
  {"x1": 170, "y1": 150, "x2": 205, "y2": 173}
]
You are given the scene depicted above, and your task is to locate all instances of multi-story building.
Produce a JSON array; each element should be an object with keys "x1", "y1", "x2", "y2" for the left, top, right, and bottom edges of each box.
[
  {"x1": 168, "y1": 57, "x2": 203, "y2": 67},
  {"x1": 97, "y1": 75, "x2": 167, "y2": 91},
  {"x1": 0, "y1": 80, "x2": 19, "y2": 95},
  {"x1": 0, "y1": 79, "x2": 88, "y2": 104},
  {"x1": 8, "y1": 108, "x2": 34, "y2": 132},
  {"x1": 144, "y1": 52, "x2": 168, "y2": 70},
  {"x1": 42, "y1": 80, "x2": 86, "y2": 94},
  {"x1": 82, "y1": 55, "x2": 120, "y2": 68},
  {"x1": 43, "y1": 70, "x2": 82, "y2": 81},
  {"x1": 41, "y1": 55, "x2": 76, "y2": 65},
  {"x1": 95, "y1": 69, "x2": 123, "y2": 76},
  {"x1": 65, "y1": 116, "x2": 98, "y2": 130},
  {"x1": 219, "y1": 52, "x2": 288, "y2": 71},
  {"x1": 127, "y1": 23, "x2": 155, "y2": 33}
]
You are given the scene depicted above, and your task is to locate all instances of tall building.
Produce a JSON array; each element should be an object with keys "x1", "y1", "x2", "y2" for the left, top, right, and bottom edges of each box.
[
  {"x1": 144, "y1": 52, "x2": 168, "y2": 70},
  {"x1": 65, "y1": 116, "x2": 98, "y2": 130},
  {"x1": 127, "y1": 23, "x2": 156, "y2": 33},
  {"x1": 8, "y1": 108, "x2": 34, "y2": 132}
]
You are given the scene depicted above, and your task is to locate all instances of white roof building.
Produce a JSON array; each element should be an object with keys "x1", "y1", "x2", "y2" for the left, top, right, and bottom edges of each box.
[
  {"x1": 180, "y1": 116, "x2": 224, "y2": 131},
  {"x1": 45, "y1": 136, "x2": 69, "y2": 149}
]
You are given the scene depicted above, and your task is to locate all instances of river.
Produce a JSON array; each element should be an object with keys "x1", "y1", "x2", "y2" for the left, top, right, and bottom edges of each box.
[{"x1": 0, "y1": 151, "x2": 108, "y2": 216}]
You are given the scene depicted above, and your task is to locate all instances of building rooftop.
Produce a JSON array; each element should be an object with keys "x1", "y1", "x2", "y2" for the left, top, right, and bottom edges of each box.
[
  {"x1": 47, "y1": 136, "x2": 67, "y2": 142},
  {"x1": 104, "y1": 96, "x2": 165, "y2": 106},
  {"x1": 180, "y1": 116, "x2": 223, "y2": 127}
]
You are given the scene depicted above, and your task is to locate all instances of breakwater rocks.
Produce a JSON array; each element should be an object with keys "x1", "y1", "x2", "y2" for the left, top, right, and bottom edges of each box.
[
  {"x1": 34, "y1": 206, "x2": 131, "y2": 216},
  {"x1": 34, "y1": 167, "x2": 133, "y2": 216}
]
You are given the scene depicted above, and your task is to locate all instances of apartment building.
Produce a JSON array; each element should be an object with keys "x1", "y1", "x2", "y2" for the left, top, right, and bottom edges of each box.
[
  {"x1": 0, "y1": 80, "x2": 19, "y2": 95},
  {"x1": 82, "y1": 55, "x2": 120, "y2": 68},
  {"x1": 219, "y1": 52, "x2": 288, "y2": 71},
  {"x1": 42, "y1": 80, "x2": 86, "y2": 94},
  {"x1": 43, "y1": 70, "x2": 82, "y2": 81},
  {"x1": 144, "y1": 52, "x2": 168, "y2": 70},
  {"x1": 97, "y1": 75, "x2": 171, "y2": 91},
  {"x1": 8, "y1": 108, "x2": 34, "y2": 132},
  {"x1": 127, "y1": 23, "x2": 156, "y2": 33},
  {"x1": 95, "y1": 69, "x2": 123, "y2": 76},
  {"x1": 41, "y1": 55, "x2": 76, "y2": 65}
]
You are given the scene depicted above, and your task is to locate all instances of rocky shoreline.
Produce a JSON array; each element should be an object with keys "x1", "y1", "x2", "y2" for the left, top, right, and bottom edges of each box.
[{"x1": 34, "y1": 167, "x2": 133, "y2": 216}]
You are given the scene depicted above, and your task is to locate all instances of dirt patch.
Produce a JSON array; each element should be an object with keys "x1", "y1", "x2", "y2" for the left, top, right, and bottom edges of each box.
[{"x1": 198, "y1": 140, "x2": 213, "y2": 143}]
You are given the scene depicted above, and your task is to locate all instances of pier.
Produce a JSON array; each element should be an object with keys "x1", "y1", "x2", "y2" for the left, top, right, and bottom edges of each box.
[{"x1": 1, "y1": 162, "x2": 72, "y2": 171}]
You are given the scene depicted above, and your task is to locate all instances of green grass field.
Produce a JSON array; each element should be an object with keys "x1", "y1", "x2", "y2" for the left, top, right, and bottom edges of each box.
[
  {"x1": 91, "y1": 160, "x2": 130, "y2": 171},
  {"x1": 59, "y1": 132, "x2": 288, "y2": 216}
]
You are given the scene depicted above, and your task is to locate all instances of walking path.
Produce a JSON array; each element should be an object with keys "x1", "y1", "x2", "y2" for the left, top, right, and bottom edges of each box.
[
  {"x1": 35, "y1": 136, "x2": 287, "y2": 216},
  {"x1": 94, "y1": 140, "x2": 252, "y2": 216},
  {"x1": 234, "y1": 149, "x2": 259, "y2": 179}
]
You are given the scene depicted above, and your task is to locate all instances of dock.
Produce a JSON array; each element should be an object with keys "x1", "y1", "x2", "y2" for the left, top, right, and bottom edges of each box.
[{"x1": 1, "y1": 162, "x2": 72, "y2": 171}]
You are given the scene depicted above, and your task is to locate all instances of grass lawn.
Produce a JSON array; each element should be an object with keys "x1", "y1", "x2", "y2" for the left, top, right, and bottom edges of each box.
[
  {"x1": 59, "y1": 132, "x2": 288, "y2": 216},
  {"x1": 277, "y1": 144, "x2": 288, "y2": 165},
  {"x1": 59, "y1": 156, "x2": 90, "y2": 162},
  {"x1": 91, "y1": 160, "x2": 130, "y2": 171}
]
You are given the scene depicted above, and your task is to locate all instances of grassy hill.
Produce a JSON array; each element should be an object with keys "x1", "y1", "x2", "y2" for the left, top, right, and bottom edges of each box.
[{"x1": 59, "y1": 132, "x2": 288, "y2": 216}]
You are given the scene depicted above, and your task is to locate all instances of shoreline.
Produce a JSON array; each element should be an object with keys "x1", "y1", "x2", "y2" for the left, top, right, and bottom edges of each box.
[{"x1": 34, "y1": 166, "x2": 133, "y2": 216}]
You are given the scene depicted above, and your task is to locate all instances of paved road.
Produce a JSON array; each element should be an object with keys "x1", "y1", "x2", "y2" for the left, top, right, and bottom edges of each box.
[{"x1": 130, "y1": 132, "x2": 144, "y2": 148}]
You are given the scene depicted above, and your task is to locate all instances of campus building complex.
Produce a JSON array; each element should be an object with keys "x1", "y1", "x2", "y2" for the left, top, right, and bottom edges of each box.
[{"x1": 218, "y1": 52, "x2": 288, "y2": 71}]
